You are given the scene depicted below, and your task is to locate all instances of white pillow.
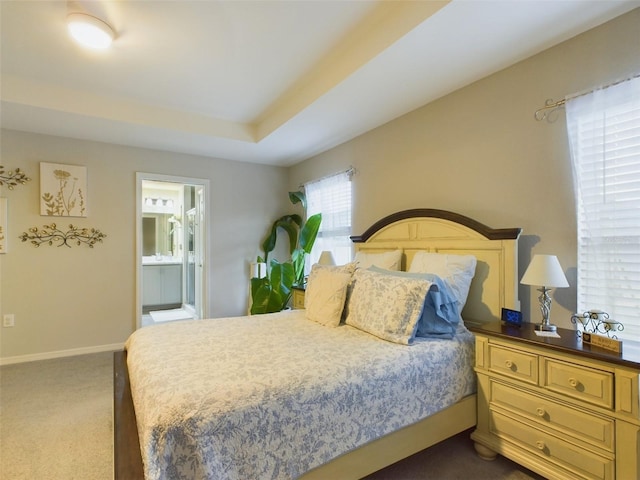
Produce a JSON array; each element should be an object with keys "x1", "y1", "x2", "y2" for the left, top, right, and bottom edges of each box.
[
  {"x1": 408, "y1": 252, "x2": 477, "y2": 308},
  {"x1": 354, "y1": 249, "x2": 402, "y2": 271},
  {"x1": 345, "y1": 269, "x2": 429, "y2": 345},
  {"x1": 305, "y1": 265, "x2": 352, "y2": 327}
]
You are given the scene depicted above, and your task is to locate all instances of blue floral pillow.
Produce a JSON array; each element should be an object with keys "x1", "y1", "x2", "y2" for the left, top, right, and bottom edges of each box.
[
  {"x1": 368, "y1": 266, "x2": 460, "y2": 339},
  {"x1": 345, "y1": 269, "x2": 430, "y2": 345}
]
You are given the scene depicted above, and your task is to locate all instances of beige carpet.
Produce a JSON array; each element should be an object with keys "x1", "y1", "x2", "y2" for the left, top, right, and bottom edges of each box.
[
  {"x1": 0, "y1": 352, "x2": 113, "y2": 480},
  {"x1": 0, "y1": 352, "x2": 544, "y2": 480},
  {"x1": 363, "y1": 429, "x2": 544, "y2": 480}
]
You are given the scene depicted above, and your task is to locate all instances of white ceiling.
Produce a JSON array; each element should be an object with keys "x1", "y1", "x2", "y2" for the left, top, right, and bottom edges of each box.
[{"x1": 1, "y1": 0, "x2": 638, "y2": 166}]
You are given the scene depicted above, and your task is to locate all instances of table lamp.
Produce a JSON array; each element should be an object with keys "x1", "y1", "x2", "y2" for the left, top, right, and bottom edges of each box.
[
  {"x1": 520, "y1": 254, "x2": 569, "y2": 332},
  {"x1": 318, "y1": 251, "x2": 336, "y2": 266}
]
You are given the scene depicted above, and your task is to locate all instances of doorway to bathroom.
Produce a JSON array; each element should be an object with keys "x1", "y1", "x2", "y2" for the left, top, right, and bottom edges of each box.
[{"x1": 136, "y1": 173, "x2": 209, "y2": 328}]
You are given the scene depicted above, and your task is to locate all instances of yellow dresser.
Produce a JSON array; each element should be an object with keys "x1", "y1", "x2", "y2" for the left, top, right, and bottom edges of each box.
[
  {"x1": 292, "y1": 286, "x2": 306, "y2": 309},
  {"x1": 469, "y1": 322, "x2": 640, "y2": 480}
]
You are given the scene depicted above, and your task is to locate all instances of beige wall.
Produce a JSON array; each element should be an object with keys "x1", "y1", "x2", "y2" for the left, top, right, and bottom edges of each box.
[
  {"x1": 2, "y1": 10, "x2": 638, "y2": 361},
  {"x1": 0, "y1": 130, "x2": 289, "y2": 361},
  {"x1": 290, "y1": 9, "x2": 640, "y2": 330}
]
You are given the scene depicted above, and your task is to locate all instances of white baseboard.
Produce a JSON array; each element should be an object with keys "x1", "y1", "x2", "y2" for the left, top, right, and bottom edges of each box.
[{"x1": 0, "y1": 342, "x2": 124, "y2": 366}]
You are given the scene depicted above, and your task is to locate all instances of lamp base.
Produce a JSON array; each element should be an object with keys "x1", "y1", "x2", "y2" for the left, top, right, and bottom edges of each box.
[{"x1": 535, "y1": 323, "x2": 557, "y2": 332}]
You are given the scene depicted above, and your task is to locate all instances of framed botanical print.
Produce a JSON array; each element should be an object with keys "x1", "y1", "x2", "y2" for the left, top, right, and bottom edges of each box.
[{"x1": 40, "y1": 162, "x2": 87, "y2": 217}]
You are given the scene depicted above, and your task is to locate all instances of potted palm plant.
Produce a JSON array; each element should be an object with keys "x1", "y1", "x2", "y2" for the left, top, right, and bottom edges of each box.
[{"x1": 250, "y1": 191, "x2": 321, "y2": 314}]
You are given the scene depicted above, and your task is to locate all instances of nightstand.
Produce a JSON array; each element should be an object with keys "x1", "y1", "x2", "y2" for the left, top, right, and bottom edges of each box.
[
  {"x1": 292, "y1": 285, "x2": 305, "y2": 309},
  {"x1": 468, "y1": 321, "x2": 640, "y2": 480}
]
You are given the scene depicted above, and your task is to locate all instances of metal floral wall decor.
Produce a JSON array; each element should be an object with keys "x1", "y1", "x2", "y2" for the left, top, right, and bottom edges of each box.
[
  {"x1": 0, "y1": 198, "x2": 6, "y2": 253},
  {"x1": 0, "y1": 165, "x2": 31, "y2": 189},
  {"x1": 40, "y1": 162, "x2": 87, "y2": 217},
  {"x1": 20, "y1": 223, "x2": 106, "y2": 248}
]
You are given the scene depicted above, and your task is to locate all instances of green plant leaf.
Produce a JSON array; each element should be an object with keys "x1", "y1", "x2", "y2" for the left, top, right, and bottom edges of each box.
[
  {"x1": 250, "y1": 260, "x2": 295, "y2": 314},
  {"x1": 261, "y1": 214, "x2": 304, "y2": 259},
  {"x1": 275, "y1": 216, "x2": 299, "y2": 254},
  {"x1": 260, "y1": 224, "x2": 277, "y2": 261},
  {"x1": 250, "y1": 276, "x2": 267, "y2": 299},
  {"x1": 250, "y1": 277, "x2": 273, "y2": 315},
  {"x1": 299, "y1": 213, "x2": 322, "y2": 254},
  {"x1": 289, "y1": 213, "x2": 303, "y2": 228},
  {"x1": 289, "y1": 191, "x2": 306, "y2": 211},
  {"x1": 270, "y1": 260, "x2": 294, "y2": 293},
  {"x1": 292, "y1": 249, "x2": 305, "y2": 285}
]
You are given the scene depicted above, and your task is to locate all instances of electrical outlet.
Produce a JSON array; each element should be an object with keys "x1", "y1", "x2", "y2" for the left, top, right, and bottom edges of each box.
[{"x1": 3, "y1": 314, "x2": 15, "y2": 327}]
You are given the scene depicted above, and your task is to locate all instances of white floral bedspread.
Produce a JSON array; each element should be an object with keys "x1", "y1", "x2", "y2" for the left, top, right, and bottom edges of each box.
[{"x1": 125, "y1": 310, "x2": 476, "y2": 480}]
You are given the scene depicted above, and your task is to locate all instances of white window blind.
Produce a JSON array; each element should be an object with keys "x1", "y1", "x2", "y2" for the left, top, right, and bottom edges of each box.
[
  {"x1": 566, "y1": 75, "x2": 640, "y2": 341},
  {"x1": 305, "y1": 169, "x2": 353, "y2": 266}
]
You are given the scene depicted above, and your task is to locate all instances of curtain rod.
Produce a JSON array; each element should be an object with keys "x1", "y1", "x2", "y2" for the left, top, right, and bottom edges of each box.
[
  {"x1": 534, "y1": 72, "x2": 640, "y2": 122},
  {"x1": 299, "y1": 166, "x2": 356, "y2": 189},
  {"x1": 534, "y1": 98, "x2": 566, "y2": 121}
]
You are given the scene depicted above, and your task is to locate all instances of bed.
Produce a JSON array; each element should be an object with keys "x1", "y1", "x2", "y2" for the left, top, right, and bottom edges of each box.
[{"x1": 114, "y1": 208, "x2": 521, "y2": 479}]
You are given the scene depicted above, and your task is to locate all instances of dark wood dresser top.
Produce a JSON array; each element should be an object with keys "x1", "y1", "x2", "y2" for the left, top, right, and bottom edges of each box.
[{"x1": 467, "y1": 321, "x2": 640, "y2": 369}]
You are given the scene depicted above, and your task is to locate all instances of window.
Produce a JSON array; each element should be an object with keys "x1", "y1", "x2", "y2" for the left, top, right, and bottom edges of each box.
[
  {"x1": 305, "y1": 169, "x2": 353, "y2": 266},
  {"x1": 566, "y1": 75, "x2": 640, "y2": 340}
]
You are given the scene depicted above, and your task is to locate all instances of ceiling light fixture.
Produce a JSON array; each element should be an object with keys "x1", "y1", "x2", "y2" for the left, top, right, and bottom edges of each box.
[{"x1": 67, "y1": 13, "x2": 114, "y2": 50}]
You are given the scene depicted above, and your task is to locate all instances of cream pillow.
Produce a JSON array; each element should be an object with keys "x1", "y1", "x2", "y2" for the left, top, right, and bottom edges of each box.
[
  {"x1": 354, "y1": 249, "x2": 403, "y2": 271},
  {"x1": 311, "y1": 262, "x2": 357, "y2": 276},
  {"x1": 305, "y1": 265, "x2": 352, "y2": 327},
  {"x1": 408, "y1": 252, "x2": 477, "y2": 308}
]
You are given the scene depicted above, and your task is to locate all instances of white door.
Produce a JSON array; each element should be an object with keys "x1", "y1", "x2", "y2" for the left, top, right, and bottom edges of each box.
[
  {"x1": 136, "y1": 173, "x2": 209, "y2": 327},
  {"x1": 194, "y1": 186, "x2": 205, "y2": 318},
  {"x1": 184, "y1": 186, "x2": 204, "y2": 319}
]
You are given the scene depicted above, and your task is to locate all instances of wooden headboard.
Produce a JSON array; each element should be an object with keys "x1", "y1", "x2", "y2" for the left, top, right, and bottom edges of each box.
[{"x1": 351, "y1": 209, "x2": 522, "y2": 323}]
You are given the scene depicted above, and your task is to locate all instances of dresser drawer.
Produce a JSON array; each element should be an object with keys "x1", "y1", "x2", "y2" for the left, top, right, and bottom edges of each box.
[
  {"x1": 490, "y1": 410, "x2": 614, "y2": 480},
  {"x1": 490, "y1": 380, "x2": 614, "y2": 452},
  {"x1": 543, "y1": 359, "x2": 614, "y2": 409},
  {"x1": 488, "y1": 344, "x2": 538, "y2": 385}
]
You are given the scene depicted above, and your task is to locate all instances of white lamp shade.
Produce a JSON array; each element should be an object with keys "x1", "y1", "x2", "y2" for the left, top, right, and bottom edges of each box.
[
  {"x1": 67, "y1": 13, "x2": 114, "y2": 49},
  {"x1": 520, "y1": 254, "x2": 569, "y2": 288},
  {"x1": 317, "y1": 251, "x2": 336, "y2": 266}
]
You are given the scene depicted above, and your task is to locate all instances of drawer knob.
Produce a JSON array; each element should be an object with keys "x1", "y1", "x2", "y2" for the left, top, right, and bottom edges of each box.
[
  {"x1": 536, "y1": 407, "x2": 546, "y2": 417},
  {"x1": 505, "y1": 360, "x2": 514, "y2": 369},
  {"x1": 569, "y1": 377, "x2": 579, "y2": 388},
  {"x1": 536, "y1": 440, "x2": 546, "y2": 451}
]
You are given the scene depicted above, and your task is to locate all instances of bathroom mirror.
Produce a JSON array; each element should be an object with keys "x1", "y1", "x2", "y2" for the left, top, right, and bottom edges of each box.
[{"x1": 142, "y1": 213, "x2": 180, "y2": 257}]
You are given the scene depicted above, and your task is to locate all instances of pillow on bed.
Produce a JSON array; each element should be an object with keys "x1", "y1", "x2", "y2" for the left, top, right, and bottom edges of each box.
[
  {"x1": 311, "y1": 262, "x2": 357, "y2": 276},
  {"x1": 308, "y1": 262, "x2": 359, "y2": 323},
  {"x1": 368, "y1": 266, "x2": 460, "y2": 339},
  {"x1": 305, "y1": 264, "x2": 353, "y2": 327},
  {"x1": 354, "y1": 249, "x2": 402, "y2": 271},
  {"x1": 345, "y1": 269, "x2": 429, "y2": 345},
  {"x1": 408, "y1": 252, "x2": 477, "y2": 308}
]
